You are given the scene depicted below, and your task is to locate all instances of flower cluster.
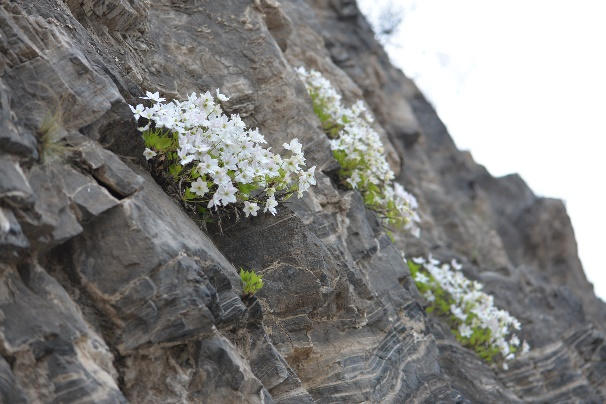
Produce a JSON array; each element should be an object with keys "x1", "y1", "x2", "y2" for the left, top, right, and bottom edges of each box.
[
  {"x1": 296, "y1": 67, "x2": 419, "y2": 235},
  {"x1": 407, "y1": 255, "x2": 529, "y2": 368},
  {"x1": 131, "y1": 90, "x2": 316, "y2": 217}
]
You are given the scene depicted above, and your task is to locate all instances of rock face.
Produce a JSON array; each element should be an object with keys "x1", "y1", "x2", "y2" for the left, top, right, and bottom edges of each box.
[{"x1": 1, "y1": 0, "x2": 604, "y2": 403}]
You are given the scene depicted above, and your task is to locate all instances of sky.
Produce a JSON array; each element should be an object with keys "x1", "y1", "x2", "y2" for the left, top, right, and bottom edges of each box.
[{"x1": 358, "y1": 0, "x2": 606, "y2": 300}]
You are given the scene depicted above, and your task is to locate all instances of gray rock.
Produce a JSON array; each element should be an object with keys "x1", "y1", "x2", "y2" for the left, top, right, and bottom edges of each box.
[
  {"x1": 65, "y1": 167, "x2": 231, "y2": 351},
  {"x1": 0, "y1": 159, "x2": 34, "y2": 209},
  {"x1": 499, "y1": 324, "x2": 606, "y2": 402},
  {"x1": 26, "y1": 164, "x2": 84, "y2": 249},
  {"x1": 0, "y1": 80, "x2": 38, "y2": 162},
  {"x1": 0, "y1": 206, "x2": 30, "y2": 261},
  {"x1": 0, "y1": 262, "x2": 126, "y2": 403},
  {"x1": 67, "y1": 132, "x2": 145, "y2": 197},
  {"x1": 0, "y1": 356, "x2": 28, "y2": 403},
  {"x1": 65, "y1": 0, "x2": 149, "y2": 33},
  {"x1": 122, "y1": 336, "x2": 270, "y2": 404}
]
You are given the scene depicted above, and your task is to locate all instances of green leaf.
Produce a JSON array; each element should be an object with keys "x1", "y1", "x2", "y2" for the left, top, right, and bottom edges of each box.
[
  {"x1": 190, "y1": 167, "x2": 200, "y2": 179},
  {"x1": 168, "y1": 164, "x2": 183, "y2": 180},
  {"x1": 238, "y1": 183, "x2": 257, "y2": 196},
  {"x1": 143, "y1": 131, "x2": 159, "y2": 148},
  {"x1": 407, "y1": 260, "x2": 420, "y2": 275},
  {"x1": 240, "y1": 268, "x2": 264, "y2": 297},
  {"x1": 184, "y1": 188, "x2": 196, "y2": 201},
  {"x1": 156, "y1": 136, "x2": 173, "y2": 152}
]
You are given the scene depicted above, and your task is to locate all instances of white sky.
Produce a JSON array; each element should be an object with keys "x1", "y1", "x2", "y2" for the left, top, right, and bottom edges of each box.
[{"x1": 359, "y1": 0, "x2": 606, "y2": 300}]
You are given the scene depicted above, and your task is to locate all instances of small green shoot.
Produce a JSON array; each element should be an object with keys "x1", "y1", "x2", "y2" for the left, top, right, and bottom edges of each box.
[{"x1": 240, "y1": 268, "x2": 264, "y2": 297}]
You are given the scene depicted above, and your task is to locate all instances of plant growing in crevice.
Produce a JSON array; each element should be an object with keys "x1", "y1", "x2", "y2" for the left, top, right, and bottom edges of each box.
[
  {"x1": 407, "y1": 255, "x2": 530, "y2": 369},
  {"x1": 296, "y1": 67, "x2": 419, "y2": 236},
  {"x1": 130, "y1": 90, "x2": 316, "y2": 222},
  {"x1": 36, "y1": 108, "x2": 72, "y2": 165},
  {"x1": 240, "y1": 268, "x2": 264, "y2": 297}
]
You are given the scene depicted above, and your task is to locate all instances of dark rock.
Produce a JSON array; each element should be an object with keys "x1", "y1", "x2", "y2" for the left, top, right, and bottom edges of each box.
[
  {"x1": 0, "y1": 263, "x2": 126, "y2": 402},
  {"x1": 65, "y1": 0, "x2": 149, "y2": 34},
  {"x1": 67, "y1": 132, "x2": 144, "y2": 197},
  {"x1": 65, "y1": 167, "x2": 233, "y2": 352},
  {"x1": 59, "y1": 164, "x2": 121, "y2": 218},
  {"x1": 0, "y1": 356, "x2": 28, "y2": 404},
  {"x1": 122, "y1": 337, "x2": 267, "y2": 403},
  {"x1": 25, "y1": 164, "x2": 83, "y2": 249},
  {"x1": 0, "y1": 80, "x2": 38, "y2": 162}
]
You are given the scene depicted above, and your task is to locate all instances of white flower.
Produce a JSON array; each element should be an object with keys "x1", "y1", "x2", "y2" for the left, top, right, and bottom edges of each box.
[
  {"x1": 304, "y1": 166, "x2": 316, "y2": 185},
  {"x1": 131, "y1": 89, "x2": 316, "y2": 215},
  {"x1": 216, "y1": 89, "x2": 229, "y2": 102},
  {"x1": 410, "y1": 254, "x2": 526, "y2": 363},
  {"x1": 458, "y1": 324, "x2": 473, "y2": 338},
  {"x1": 215, "y1": 183, "x2": 237, "y2": 205},
  {"x1": 130, "y1": 104, "x2": 145, "y2": 120},
  {"x1": 143, "y1": 148, "x2": 157, "y2": 160},
  {"x1": 414, "y1": 272, "x2": 430, "y2": 284},
  {"x1": 214, "y1": 167, "x2": 231, "y2": 187},
  {"x1": 247, "y1": 128, "x2": 266, "y2": 143},
  {"x1": 142, "y1": 91, "x2": 166, "y2": 103},
  {"x1": 180, "y1": 154, "x2": 195, "y2": 166},
  {"x1": 297, "y1": 68, "x2": 422, "y2": 235},
  {"x1": 283, "y1": 138, "x2": 303, "y2": 154},
  {"x1": 264, "y1": 196, "x2": 278, "y2": 215},
  {"x1": 450, "y1": 304, "x2": 468, "y2": 322},
  {"x1": 346, "y1": 170, "x2": 361, "y2": 189},
  {"x1": 197, "y1": 154, "x2": 219, "y2": 175},
  {"x1": 190, "y1": 178, "x2": 209, "y2": 197},
  {"x1": 509, "y1": 334, "x2": 520, "y2": 347},
  {"x1": 243, "y1": 201, "x2": 260, "y2": 217},
  {"x1": 207, "y1": 193, "x2": 221, "y2": 209}
]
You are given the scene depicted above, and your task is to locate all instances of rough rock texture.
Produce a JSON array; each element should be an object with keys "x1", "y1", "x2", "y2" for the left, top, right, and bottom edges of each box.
[{"x1": 1, "y1": 0, "x2": 605, "y2": 403}]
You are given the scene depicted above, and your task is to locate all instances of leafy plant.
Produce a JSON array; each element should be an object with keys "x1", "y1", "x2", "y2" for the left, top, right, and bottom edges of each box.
[
  {"x1": 130, "y1": 90, "x2": 316, "y2": 221},
  {"x1": 407, "y1": 255, "x2": 529, "y2": 369},
  {"x1": 240, "y1": 268, "x2": 264, "y2": 297},
  {"x1": 296, "y1": 67, "x2": 419, "y2": 235}
]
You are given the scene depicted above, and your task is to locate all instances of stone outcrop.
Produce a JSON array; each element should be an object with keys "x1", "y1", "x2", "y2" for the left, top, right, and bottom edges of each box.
[{"x1": 1, "y1": 0, "x2": 604, "y2": 402}]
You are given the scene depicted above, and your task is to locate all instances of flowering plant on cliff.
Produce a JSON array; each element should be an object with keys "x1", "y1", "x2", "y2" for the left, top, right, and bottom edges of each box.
[
  {"x1": 131, "y1": 90, "x2": 316, "y2": 218},
  {"x1": 407, "y1": 255, "x2": 530, "y2": 368},
  {"x1": 296, "y1": 67, "x2": 419, "y2": 235}
]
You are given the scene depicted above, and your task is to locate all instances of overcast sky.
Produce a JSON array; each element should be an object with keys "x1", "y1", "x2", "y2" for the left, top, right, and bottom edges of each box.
[{"x1": 358, "y1": 0, "x2": 606, "y2": 300}]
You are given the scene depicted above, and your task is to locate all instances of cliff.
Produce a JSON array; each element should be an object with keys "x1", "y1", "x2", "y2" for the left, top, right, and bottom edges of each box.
[{"x1": 1, "y1": 0, "x2": 605, "y2": 402}]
